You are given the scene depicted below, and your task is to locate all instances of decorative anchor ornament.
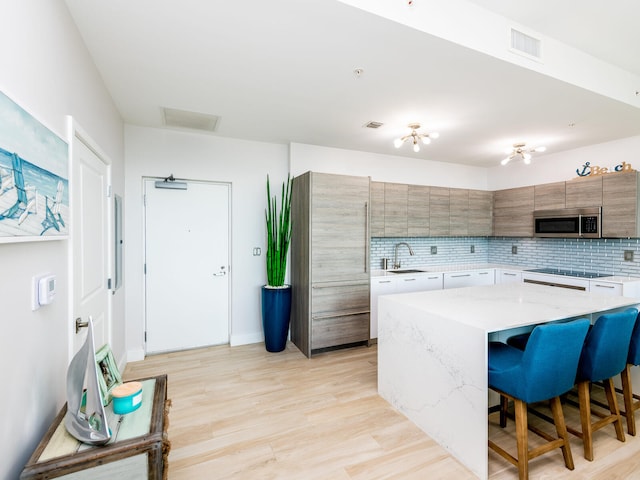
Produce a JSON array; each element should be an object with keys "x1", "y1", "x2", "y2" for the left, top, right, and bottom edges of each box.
[{"x1": 64, "y1": 317, "x2": 111, "y2": 445}]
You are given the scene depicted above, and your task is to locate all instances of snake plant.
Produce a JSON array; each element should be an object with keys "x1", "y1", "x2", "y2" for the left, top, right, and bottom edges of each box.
[{"x1": 265, "y1": 174, "x2": 293, "y2": 287}]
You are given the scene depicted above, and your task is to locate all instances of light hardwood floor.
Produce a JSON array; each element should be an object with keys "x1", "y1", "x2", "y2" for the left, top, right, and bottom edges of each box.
[{"x1": 124, "y1": 343, "x2": 640, "y2": 479}]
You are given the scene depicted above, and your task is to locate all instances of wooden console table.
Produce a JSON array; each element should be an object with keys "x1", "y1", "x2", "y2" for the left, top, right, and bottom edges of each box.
[{"x1": 21, "y1": 374, "x2": 169, "y2": 480}]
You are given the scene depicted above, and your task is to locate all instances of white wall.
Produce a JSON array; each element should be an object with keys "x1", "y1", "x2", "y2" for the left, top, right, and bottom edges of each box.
[
  {"x1": 124, "y1": 126, "x2": 288, "y2": 358},
  {"x1": 0, "y1": 2, "x2": 124, "y2": 479},
  {"x1": 487, "y1": 135, "x2": 640, "y2": 190},
  {"x1": 291, "y1": 143, "x2": 490, "y2": 189}
]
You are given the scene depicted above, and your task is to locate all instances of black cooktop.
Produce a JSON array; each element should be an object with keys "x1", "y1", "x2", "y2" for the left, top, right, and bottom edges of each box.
[{"x1": 524, "y1": 267, "x2": 611, "y2": 279}]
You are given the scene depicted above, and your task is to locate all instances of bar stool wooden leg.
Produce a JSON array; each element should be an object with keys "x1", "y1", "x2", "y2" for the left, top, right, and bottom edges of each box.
[
  {"x1": 514, "y1": 399, "x2": 528, "y2": 480},
  {"x1": 500, "y1": 394, "x2": 508, "y2": 428},
  {"x1": 578, "y1": 380, "x2": 594, "y2": 461},
  {"x1": 621, "y1": 364, "x2": 637, "y2": 436},
  {"x1": 550, "y1": 395, "x2": 574, "y2": 470},
  {"x1": 603, "y1": 377, "x2": 626, "y2": 442}
]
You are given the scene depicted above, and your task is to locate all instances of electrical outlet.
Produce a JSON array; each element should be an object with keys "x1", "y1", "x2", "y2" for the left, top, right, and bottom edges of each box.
[
  {"x1": 431, "y1": 246, "x2": 437, "y2": 254},
  {"x1": 253, "y1": 247, "x2": 261, "y2": 256},
  {"x1": 624, "y1": 250, "x2": 634, "y2": 261},
  {"x1": 470, "y1": 245, "x2": 475, "y2": 253},
  {"x1": 512, "y1": 245, "x2": 517, "y2": 254}
]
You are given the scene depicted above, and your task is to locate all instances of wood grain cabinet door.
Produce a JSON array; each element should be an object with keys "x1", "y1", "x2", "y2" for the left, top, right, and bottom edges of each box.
[
  {"x1": 566, "y1": 176, "x2": 602, "y2": 208},
  {"x1": 311, "y1": 173, "x2": 370, "y2": 283},
  {"x1": 493, "y1": 186, "x2": 534, "y2": 237},
  {"x1": 602, "y1": 172, "x2": 640, "y2": 238},
  {"x1": 534, "y1": 182, "x2": 566, "y2": 210}
]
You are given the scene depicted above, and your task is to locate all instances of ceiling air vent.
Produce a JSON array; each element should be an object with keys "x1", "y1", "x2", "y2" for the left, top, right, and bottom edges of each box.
[
  {"x1": 510, "y1": 28, "x2": 542, "y2": 60},
  {"x1": 162, "y1": 107, "x2": 219, "y2": 132},
  {"x1": 364, "y1": 121, "x2": 384, "y2": 129}
]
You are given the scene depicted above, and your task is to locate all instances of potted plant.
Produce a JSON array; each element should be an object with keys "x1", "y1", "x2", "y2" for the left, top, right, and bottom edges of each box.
[{"x1": 262, "y1": 174, "x2": 293, "y2": 352}]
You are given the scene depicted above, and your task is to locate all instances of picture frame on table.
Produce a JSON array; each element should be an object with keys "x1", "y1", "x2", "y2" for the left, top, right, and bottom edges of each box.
[{"x1": 95, "y1": 344, "x2": 122, "y2": 405}]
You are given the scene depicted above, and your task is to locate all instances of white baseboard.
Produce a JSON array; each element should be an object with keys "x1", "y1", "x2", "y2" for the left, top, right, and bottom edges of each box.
[
  {"x1": 230, "y1": 332, "x2": 264, "y2": 346},
  {"x1": 126, "y1": 347, "x2": 145, "y2": 363}
]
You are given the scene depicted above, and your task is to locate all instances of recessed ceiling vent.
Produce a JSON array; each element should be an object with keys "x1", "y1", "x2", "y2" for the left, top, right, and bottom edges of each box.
[
  {"x1": 510, "y1": 28, "x2": 542, "y2": 60},
  {"x1": 162, "y1": 107, "x2": 219, "y2": 132},
  {"x1": 364, "y1": 121, "x2": 384, "y2": 129}
]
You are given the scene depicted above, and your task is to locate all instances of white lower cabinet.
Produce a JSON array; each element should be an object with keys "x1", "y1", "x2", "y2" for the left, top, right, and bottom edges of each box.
[
  {"x1": 370, "y1": 278, "x2": 397, "y2": 340},
  {"x1": 497, "y1": 269, "x2": 522, "y2": 284},
  {"x1": 396, "y1": 274, "x2": 443, "y2": 293},
  {"x1": 443, "y1": 269, "x2": 495, "y2": 289},
  {"x1": 370, "y1": 273, "x2": 444, "y2": 338}
]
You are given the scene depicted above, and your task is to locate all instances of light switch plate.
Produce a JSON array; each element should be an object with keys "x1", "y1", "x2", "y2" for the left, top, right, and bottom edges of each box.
[
  {"x1": 624, "y1": 250, "x2": 634, "y2": 261},
  {"x1": 512, "y1": 245, "x2": 518, "y2": 254},
  {"x1": 431, "y1": 246, "x2": 437, "y2": 254}
]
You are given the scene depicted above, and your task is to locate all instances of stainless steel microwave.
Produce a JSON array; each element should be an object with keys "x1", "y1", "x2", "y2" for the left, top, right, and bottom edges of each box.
[{"x1": 533, "y1": 207, "x2": 601, "y2": 238}]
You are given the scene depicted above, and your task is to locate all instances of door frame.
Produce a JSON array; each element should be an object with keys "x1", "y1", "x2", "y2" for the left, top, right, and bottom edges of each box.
[
  {"x1": 141, "y1": 176, "x2": 232, "y2": 354},
  {"x1": 67, "y1": 117, "x2": 113, "y2": 363}
]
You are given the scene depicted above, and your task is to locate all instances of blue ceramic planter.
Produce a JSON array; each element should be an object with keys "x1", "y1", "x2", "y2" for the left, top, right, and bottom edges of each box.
[{"x1": 261, "y1": 285, "x2": 292, "y2": 352}]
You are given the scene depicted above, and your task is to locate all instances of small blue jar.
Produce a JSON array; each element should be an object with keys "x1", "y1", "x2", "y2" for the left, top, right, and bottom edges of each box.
[{"x1": 112, "y1": 381, "x2": 143, "y2": 415}]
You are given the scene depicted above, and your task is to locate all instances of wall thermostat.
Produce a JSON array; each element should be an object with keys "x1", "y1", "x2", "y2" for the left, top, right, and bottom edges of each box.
[{"x1": 32, "y1": 274, "x2": 56, "y2": 310}]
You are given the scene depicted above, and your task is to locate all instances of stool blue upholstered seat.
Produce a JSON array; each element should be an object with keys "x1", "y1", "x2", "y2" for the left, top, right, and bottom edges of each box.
[
  {"x1": 570, "y1": 308, "x2": 638, "y2": 461},
  {"x1": 488, "y1": 318, "x2": 590, "y2": 480}
]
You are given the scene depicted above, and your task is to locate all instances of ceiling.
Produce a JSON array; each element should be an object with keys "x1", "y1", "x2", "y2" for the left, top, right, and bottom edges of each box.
[{"x1": 63, "y1": 0, "x2": 640, "y2": 167}]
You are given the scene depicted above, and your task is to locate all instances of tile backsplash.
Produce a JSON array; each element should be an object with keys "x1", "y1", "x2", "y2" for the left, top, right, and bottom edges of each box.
[{"x1": 371, "y1": 237, "x2": 640, "y2": 277}]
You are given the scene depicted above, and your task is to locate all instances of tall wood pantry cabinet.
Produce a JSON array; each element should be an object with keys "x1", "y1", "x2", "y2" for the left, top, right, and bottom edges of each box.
[{"x1": 290, "y1": 171, "x2": 371, "y2": 357}]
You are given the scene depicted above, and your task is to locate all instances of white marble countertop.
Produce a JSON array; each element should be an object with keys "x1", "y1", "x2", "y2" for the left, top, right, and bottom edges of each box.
[
  {"x1": 371, "y1": 263, "x2": 530, "y2": 277},
  {"x1": 382, "y1": 282, "x2": 640, "y2": 332},
  {"x1": 371, "y1": 263, "x2": 640, "y2": 283}
]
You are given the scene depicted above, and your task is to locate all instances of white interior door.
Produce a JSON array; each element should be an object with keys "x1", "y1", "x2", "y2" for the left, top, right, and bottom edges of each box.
[
  {"x1": 71, "y1": 134, "x2": 111, "y2": 356},
  {"x1": 144, "y1": 179, "x2": 230, "y2": 354}
]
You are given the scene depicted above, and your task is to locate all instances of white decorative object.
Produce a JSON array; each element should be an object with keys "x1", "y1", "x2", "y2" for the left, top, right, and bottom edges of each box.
[{"x1": 64, "y1": 317, "x2": 111, "y2": 445}]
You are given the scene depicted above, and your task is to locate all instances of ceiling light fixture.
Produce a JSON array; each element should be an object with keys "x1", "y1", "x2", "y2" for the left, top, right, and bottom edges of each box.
[
  {"x1": 394, "y1": 123, "x2": 439, "y2": 153},
  {"x1": 501, "y1": 143, "x2": 546, "y2": 166}
]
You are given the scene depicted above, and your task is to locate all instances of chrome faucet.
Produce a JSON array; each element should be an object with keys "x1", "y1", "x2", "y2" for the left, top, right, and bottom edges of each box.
[{"x1": 393, "y1": 242, "x2": 414, "y2": 269}]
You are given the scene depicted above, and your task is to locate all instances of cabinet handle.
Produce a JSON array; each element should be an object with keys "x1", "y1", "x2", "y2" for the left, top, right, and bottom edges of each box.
[
  {"x1": 312, "y1": 310, "x2": 370, "y2": 320},
  {"x1": 403, "y1": 278, "x2": 416, "y2": 282},
  {"x1": 450, "y1": 274, "x2": 471, "y2": 278},
  {"x1": 364, "y1": 201, "x2": 368, "y2": 273},
  {"x1": 503, "y1": 272, "x2": 517, "y2": 276},
  {"x1": 378, "y1": 280, "x2": 392, "y2": 284},
  {"x1": 479, "y1": 272, "x2": 489, "y2": 275},
  {"x1": 428, "y1": 276, "x2": 440, "y2": 280},
  {"x1": 593, "y1": 284, "x2": 615, "y2": 289}
]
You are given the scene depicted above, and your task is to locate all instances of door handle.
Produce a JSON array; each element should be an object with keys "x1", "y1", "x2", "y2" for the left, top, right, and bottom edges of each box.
[
  {"x1": 75, "y1": 317, "x2": 88, "y2": 334},
  {"x1": 213, "y1": 266, "x2": 227, "y2": 276}
]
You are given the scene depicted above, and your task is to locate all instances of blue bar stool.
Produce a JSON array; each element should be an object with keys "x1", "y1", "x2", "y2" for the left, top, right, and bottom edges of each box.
[
  {"x1": 489, "y1": 318, "x2": 590, "y2": 480},
  {"x1": 620, "y1": 310, "x2": 640, "y2": 435},
  {"x1": 568, "y1": 308, "x2": 638, "y2": 461}
]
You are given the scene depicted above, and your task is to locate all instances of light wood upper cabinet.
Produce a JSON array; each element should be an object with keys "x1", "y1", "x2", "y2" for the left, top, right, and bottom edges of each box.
[
  {"x1": 370, "y1": 181, "x2": 385, "y2": 237},
  {"x1": 449, "y1": 188, "x2": 469, "y2": 236},
  {"x1": 429, "y1": 187, "x2": 450, "y2": 236},
  {"x1": 408, "y1": 184, "x2": 430, "y2": 237},
  {"x1": 602, "y1": 172, "x2": 640, "y2": 238},
  {"x1": 565, "y1": 176, "x2": 602, "y2": 208},
  {"x1": 468, "y1": 189, "x2": 493, "y2": 236},
  {"x1": 534, "y1": 182, "x2": 565, "y2": 210},
  {"x1": 493, "y1": 186, "x2": 534, "y2": 237},
  {"x1": 384, "y1": 183, "x2": 408, "y2": 237}
]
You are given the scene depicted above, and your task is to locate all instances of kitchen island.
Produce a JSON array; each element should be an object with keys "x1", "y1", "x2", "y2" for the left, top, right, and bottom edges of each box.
[{"x1": 378, "y1": 282, "x2": 640, "y2": 479}]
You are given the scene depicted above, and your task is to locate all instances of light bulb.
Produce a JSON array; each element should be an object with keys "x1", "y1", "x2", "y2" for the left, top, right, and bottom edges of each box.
[
  {"x1": 422, "y1": 136, "x2": 431, "y2": 145},
  {"x1": 501, "y1": 157, "x2": 511, "y2": 166},
  {"x1": 429, "y1": 132, "x2": 440, "y2": 139},
  {"x1": 394, "y1": 138, "x2": 403, "y2": 148},
  {"x1": 413, "y1": 143, "x2": 420, "y2": 153},
  {"x1": 535, "y1": 146, "x2": 547, "y2": 152},
  {"x1": 523, "y1": 153, "x2": 532, "y2": 164}
]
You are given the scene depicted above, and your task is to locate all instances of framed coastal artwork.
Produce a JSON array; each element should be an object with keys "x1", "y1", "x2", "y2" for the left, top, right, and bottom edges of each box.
[{"x1": 0, "y1": 90, "x2": 69, "y2": 242}]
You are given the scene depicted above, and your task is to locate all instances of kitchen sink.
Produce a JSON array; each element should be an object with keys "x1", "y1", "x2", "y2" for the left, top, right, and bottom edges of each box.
[{"x1": 388, "y1": 269, "x2": 425, "y2": 274}]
